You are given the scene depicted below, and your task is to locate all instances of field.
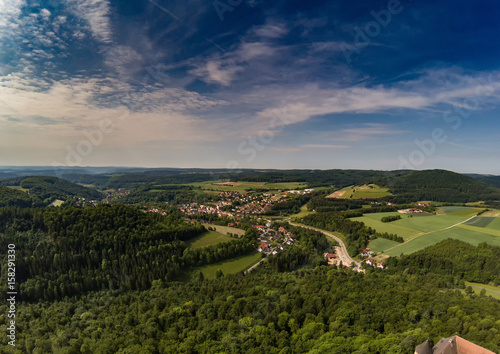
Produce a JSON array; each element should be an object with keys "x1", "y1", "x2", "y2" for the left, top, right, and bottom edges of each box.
[
  {"x1": 203, "y1": 224, "x2": 246, "y2": 237},
  {"x1": 464, "y1": 217, "x2": 495, "y2": 228},
  {"x1": 393, "y1": 215, "x2": 470, "y2": 233},
  {"x1": 49, "y1": 199, "x2": 64, "y2": 207},
  {"x1": 482, "y1": 209, "x2": 500, "y2": 217},
  {"x1": 184, "y1": 252, "x2": 262, "y2": 280},
  {"x1": 290, "y1": 204, "x2": 315, "y2": 218},
  {"x1": 326, "y1": 184, "x2": 391, "y2": 199},
  {"x1": 486, "y1": 217, "x2": 500, "y2": 230},
  {"x1": 367, "y1": 238, "x2": 400, "y2": 252},
  {"x1": 438, "y1": 206, "x2": 475, "y2": 214},
  {"x1": 352, "y1": 215, "x2": 421, "y2": 239},
  {"x1": 190, "y1": 181, "x2": 307, "y2": 193},
  {"x1": 186, "y1": 231, "x2": 233, "y2": 248},
  {"x1": 465, "y1": 282, "x2": 500, "y2": 300},
  {"x1": 385, "y1": 225, "x2": 500, "y2": 256}
]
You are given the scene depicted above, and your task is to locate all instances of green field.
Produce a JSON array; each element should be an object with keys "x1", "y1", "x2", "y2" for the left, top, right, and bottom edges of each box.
[
  {"x1": 352, "y1": 216, "x2": 421, "y2": 239},
  {"x1": 458, "y1": 224, "x2": 500, "y2": 237},
  {"x1": 362, "y1": 212, "x2": 409, "y2": 221},
  {"x1": 290, "y1": 204, "x2": 315, "y2": 218},
  {"x1": 351, "y1": 185, "x2": 392, "y2": 199},
  {"x1": 203, "y1": 224, "x2": 246, "y2": 237},
  {"x1": 464, "y1": 217, "x2": 495, "y2": 228},
  {"x1": 49, "y1": 199, "x2": 64, "y2": 207},
  {"x1": 184, "y1": 252, "x2": 262, "y2": 280},
  {"x1": 393, "y1": 215, "x2": 470, "y2": 233},
  {"x1": 448, "y1": 209, "x2": 482, "y2": 217},
  {"x1": 438, "y1": 206, "x2": 475, "y2": 214},
  {"x1": 385, "y1": 226, "x2": 500, "y2": 256},
  {"x1": 486, "y1": 217, "x2": 500, "y2": 231},
  {"x1": 367, "y1": 238, "x2": 400, "y2": 252},
  {"x1": 465, "y1": 282, "x2": 500, "y2": 300},
  {"x1": 186, "y1": 231, "x2": 233, "y2": 249}
]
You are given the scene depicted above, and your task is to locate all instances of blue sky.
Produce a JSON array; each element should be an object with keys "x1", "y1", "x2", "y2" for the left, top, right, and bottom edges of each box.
[{"x1": 1, "y1": 0, "x2": 500, "y2": 173}]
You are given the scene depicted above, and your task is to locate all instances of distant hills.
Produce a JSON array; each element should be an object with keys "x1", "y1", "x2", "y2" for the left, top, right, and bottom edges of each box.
[
  {"x1": 0, "y1": 167, "x2": 499, "y2": 204},
  {"x1": 0, "y1": 176, "x2": 103, "y2": 206}
]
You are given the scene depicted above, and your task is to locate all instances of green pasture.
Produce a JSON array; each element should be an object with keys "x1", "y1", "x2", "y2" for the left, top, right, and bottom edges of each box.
[
  {"x1": 367, "y1": 238, "x2": 400, "y2": 252},
  {"x1": 438, "y1": 206, "x2": 474, "y2": 214},
  {"x1": 184, "y1": 252, "x2": 262, "y2": 280},
  {"x1": 393, "y1": 215, "x2": 470, "y2": 233},
  {"x1": 189, "y1": 181, "x2": 306, "y2": 193},
  {"x1": 352, "y1": 216, "x2": 421, "y2": 239},
  {"x1": 486, "y1": 217, "x2": 500, "y2": 230},
  {"x1": 186, "y1": 231, "x2": 234, "y2": 249},
  {"x1": 464, "y1": 217, "x2": 495, "y2": 228},
  {"x1": 458, "y1": 224, "x2": 500, "y2": 237},
  {"x1": 362, "y1": 212, "x2": 409, "y2": 221},
  {"x1": 385, "y1": 226, "x2": 500, "y2": 256},
  {"x1": 203, "y1": 224, "x2": 246, "y2": 237},
  {"x1": 49, "y1": 199, "x2": 64, "y2": 207},
  {"x1": 352, "y1": 185, "x2": 392, "y2": 199}
]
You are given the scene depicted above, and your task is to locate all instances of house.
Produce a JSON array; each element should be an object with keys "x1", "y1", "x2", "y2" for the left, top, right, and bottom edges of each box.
[
  {"x1": 324, "y1": 253, "x2": 337, "y2": 265},
  {"x1": 258, "y1": 242, "x2": 268, "y2": 253},
  {"x1": 377, "y1": 262, "x2": 386, "y2": 269},
  {"x1": 415, "y1": 336, "x2": 495, "y2": 354},
  {"x1": 366, "y1": 258, "x2": 374, "y2": 266}
]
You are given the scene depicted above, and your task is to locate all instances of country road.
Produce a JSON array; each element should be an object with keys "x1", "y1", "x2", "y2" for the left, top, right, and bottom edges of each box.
[
  {"x1": 288, "y1": 221, "x2": 362, "y2": 271},
  {"x1": 244, "y1": 258, "x2": 266, "y2": 274}
]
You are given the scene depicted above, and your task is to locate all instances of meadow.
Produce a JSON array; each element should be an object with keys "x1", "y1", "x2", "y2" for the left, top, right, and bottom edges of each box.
[
  {"x1": 189, "y1": 181, "x2": 307, "y2": 193},
  {"x1": 186, "y1": 230, "x2": 234, "y2": 249},
  {"x1": 353, "y1": 215, "x2": 421, "y2": 239},
  {"x1": 183, "y1": 252, "x2": 262, "y2": 280},
  {"x1": 203, "y1": 224, "x2": 246, "y2": 237},
  {"x1": 384, "y1": 226, "x2": 500, "y2": 256},
  {"x1": 367, "y1": 238, "x2": 400, "y2": 252}
]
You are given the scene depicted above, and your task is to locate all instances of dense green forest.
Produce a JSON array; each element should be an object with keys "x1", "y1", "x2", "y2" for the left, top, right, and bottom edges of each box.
[
  {"x1": 0, "y1": 186, "x2": 34, "y2": 208},
  {"x1": 386, "y1": 170, "x2": 500, "y2": 203},
  {"x1": 1, "y1": 260, "x2": 499, "y2": 353},
  {"x1": 0, "y1": 176, "x2": 103, "y2": 206},
  {"x1": 0, "y1": 205, "x2": 258, "y2": 301}
]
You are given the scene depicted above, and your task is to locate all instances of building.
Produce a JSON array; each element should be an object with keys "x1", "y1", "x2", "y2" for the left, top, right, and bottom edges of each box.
[{"x1": 415, "y1": 336, "x2": 495, "y2": 354}]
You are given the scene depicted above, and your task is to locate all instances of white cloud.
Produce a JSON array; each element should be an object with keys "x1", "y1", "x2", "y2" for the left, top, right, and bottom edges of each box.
[
  {"x1": 67, "y1": 0, "x2": 112, "y2": 43},
  {"x1": 0, "y1": 0, "x2": 26, "y2": 39},
  {"x1": 253, "y1": 23, "x2": 288, "y2": 38}
]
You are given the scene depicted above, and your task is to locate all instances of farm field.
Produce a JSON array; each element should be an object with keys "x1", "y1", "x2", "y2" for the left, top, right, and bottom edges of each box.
[
  {"x1": 385, "y1": 226, "x2": 500, "y2": 256},
  {"x1": 438, "y1": 206, "x2": 476, "y2": 214},
  {"x1": 464, "y1": 217, "x2": 495, "y2": 228},
  {"x1": 458, "y1": 224, "x2": 500, "y2": 237},
  {"x1": 367, "y1": 238, "x2": 400, "y2": 252},
  {"x1": 184, "y1": 252, "x2": 262, "y2": 280},
  {"x1": 203, "y1": 224, "x2": 246, "y2": 237},
  {"x1": 362, "y1": 212, "x2": 410, "y2": 220},
  {"x1": 290, "y1": 204, "x2": 315, "y2": 218},
  {"x1": 352, "y1": 216, "x2": 421, "y2": 239},
  {"x1": 186, "y1": 231, "x2": 233, "y2": 249},
  {"x1": 49, "y1": 199, "x2": 64, "y2": 207},
  {"x1": 393, "y1": 215, "x2": 470, "y2": 233},
  {"x1": 351, "y1": 184, "x2": 392, "y2": 199},
  {"x1": 486, "y1": 217, "x2": 500, "y2": 230},
  {"x1": 481, "y1": 209, "x2": 500, "y2": 217}
]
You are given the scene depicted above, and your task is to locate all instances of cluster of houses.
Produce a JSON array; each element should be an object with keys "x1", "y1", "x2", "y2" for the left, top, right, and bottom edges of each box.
[
  {"x1": 398, "y1": 208, "x2": 426, "y2": 214},
  {"x1": 145, "y1": 207, "x2": 169, "y2": 216},
  {"x1": 255, "y1": 225, "x2": 294, "y2": 255},
  {"x1": 360, "y1": 248, "x2": 386, "y2": 269},
  {"x1": 178, "y1": 191, "x2": 290, "y2": 218}
]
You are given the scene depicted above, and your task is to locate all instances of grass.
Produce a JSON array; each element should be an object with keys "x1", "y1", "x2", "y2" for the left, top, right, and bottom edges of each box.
[
  {"x1": 464, "y1": 217, "x2": 495, "y2": 228},
  {"x1": 458, "y1": 224, "x2": 500, "y2": 237},
  {"x1": 464, "y1": 282, "x2": 500, "y2": 300},
  {"x1": 362, "y1": 212, "x2": 409, "y2": 220},
  {"x1": 186, "y1": 231, "x2": 233, "y2": 249},
  {"x1": 438, "y1": 206, "x2": 475, "y2": 214},
  {"x1": 393, "y1": 215, "x2": 470, "y2": 233},
  {"x1": 486, "y1": 217, "x2": 500, "y2": 231},
  {"x1": 290, "y1": 204, "x2": 314, "y2": 218},
  {"x1": 203, "y1": 224, "x2": 246, "y2": 237},
  {"x1": 184, "y1": 252, "x2": 262, "y2": 280},
  {"x1": 50, "y1": 199, "x2": 64, "y2": 207},
  {"x1": 385, "y1": 226, "x2": 500, "y2": 256},
  {"x1": 351, "y1": 185, "x2": 392, "y2": 199},
  {"x1": 367, "y1": 238, "x2": 400, "y2": 252},
  {"x1": 7, "y1": 186, "x2": 29, "y2": 192},
  {"x1": 448, "y1": 209, "x2": 482, "y2": 217},
  {"x1": 352, "y1": 216, "x2": 421, "y2": 239}
]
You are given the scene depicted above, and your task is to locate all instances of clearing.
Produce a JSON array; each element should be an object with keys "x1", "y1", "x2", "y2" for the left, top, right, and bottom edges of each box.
[
  {"x1": 203, "y1": 224, "x2": 246, "y2": 237},
  {"x1": 368, "y1": 238, "x2": 400, "y2": 252},
  {"x1": 352, "y1": 215, "x2": 421, "y2": 240},
  {"x1": 184, "y1": 252, "x2": 262, "y2": 280},
  {"x1": 187, "y1": 231, "x2": 233, "y2": 249}
]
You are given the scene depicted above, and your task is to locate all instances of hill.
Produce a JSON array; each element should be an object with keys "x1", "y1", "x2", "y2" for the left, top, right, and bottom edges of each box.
[
  {"x1": 0, "y1": 186, "x2": 34, "y2": 207},
  {"x1": 468, "y1": 174, "x2": 500, "y2": 189},
  {"x1": 387, "y1": 169, "x2": 500, "y2": 203},
  {"x1": 0, "y1": 176, "x2": 103, "y2": 203}
]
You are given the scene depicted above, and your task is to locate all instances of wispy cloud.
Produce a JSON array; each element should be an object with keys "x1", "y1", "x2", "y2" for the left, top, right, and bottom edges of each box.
[{"x1": 67, "y1": 0, "x2": 112, "y2": 43}]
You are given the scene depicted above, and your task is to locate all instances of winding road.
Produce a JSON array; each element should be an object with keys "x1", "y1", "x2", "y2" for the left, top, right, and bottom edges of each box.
[{"x1": 288, "y1": 221, "x2": 362, "y2": 272}]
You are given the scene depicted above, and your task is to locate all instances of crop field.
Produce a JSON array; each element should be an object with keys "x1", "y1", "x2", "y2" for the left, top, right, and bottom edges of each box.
[
  {"x1": 362, "y1": 212, "x2": 410, "y2": 220},
  {"x1": 184, "y1": 252, "x2": 262, "y2": 280},
  {"x1": 385, "y1": 226, "x2": 500, "y2": 256},
  {"x1": 186, "y1": 231, "x2": 233, "y2": 249},
  {"x1": 351, "y1": 185, "x2": 392, "y2": 199},
  {"x1": 464, "y1": 217, "x2": 495, "y2": 228},
  {"x1": 448, "y1": 209, "x2": 482, "y2": 217},
  {"x1": 486, "y1": 217, "x2": 500, "y2": 230},
  {"x1": 393, "y1": 215, "x2": 469, "y2": 233},
  {"x1": 367, "y1": 238, "x2": 400, "y2": 252},
  {"x1": 438, "y1": 206, "x2": 475, "y2": 214},
  {"x1": 458, "y1": 224, "x2": 500, "y2": 237},
  {"x1": 352, "y1": 216, "x2": 421, "y2": 239},
  {"x1": 203, "y1": 224, "x2": 246, "y2": 237},
  {"x1": 49, "y1": 199, "x2": 64, "y2": 207},
  {"x1": 482, "y1": 209, "x2": 500, "y2": 217}
]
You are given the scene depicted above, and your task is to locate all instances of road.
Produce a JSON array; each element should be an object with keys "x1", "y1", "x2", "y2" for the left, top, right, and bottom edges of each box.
[
  {"x1": 244, "y1": 258, "x2": 266, "y2": 274},
  {"x1": 288, "y1": 221, "x2": 362, "y2": 272},
  {"x1": 469, "y1": 285, "x2": 500, "y2": 296}
]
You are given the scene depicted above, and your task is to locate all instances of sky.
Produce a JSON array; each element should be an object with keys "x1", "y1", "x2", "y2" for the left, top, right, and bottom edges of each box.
[{"x1": 1, "y1": 0, "x2": 500, "y2": 173}]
